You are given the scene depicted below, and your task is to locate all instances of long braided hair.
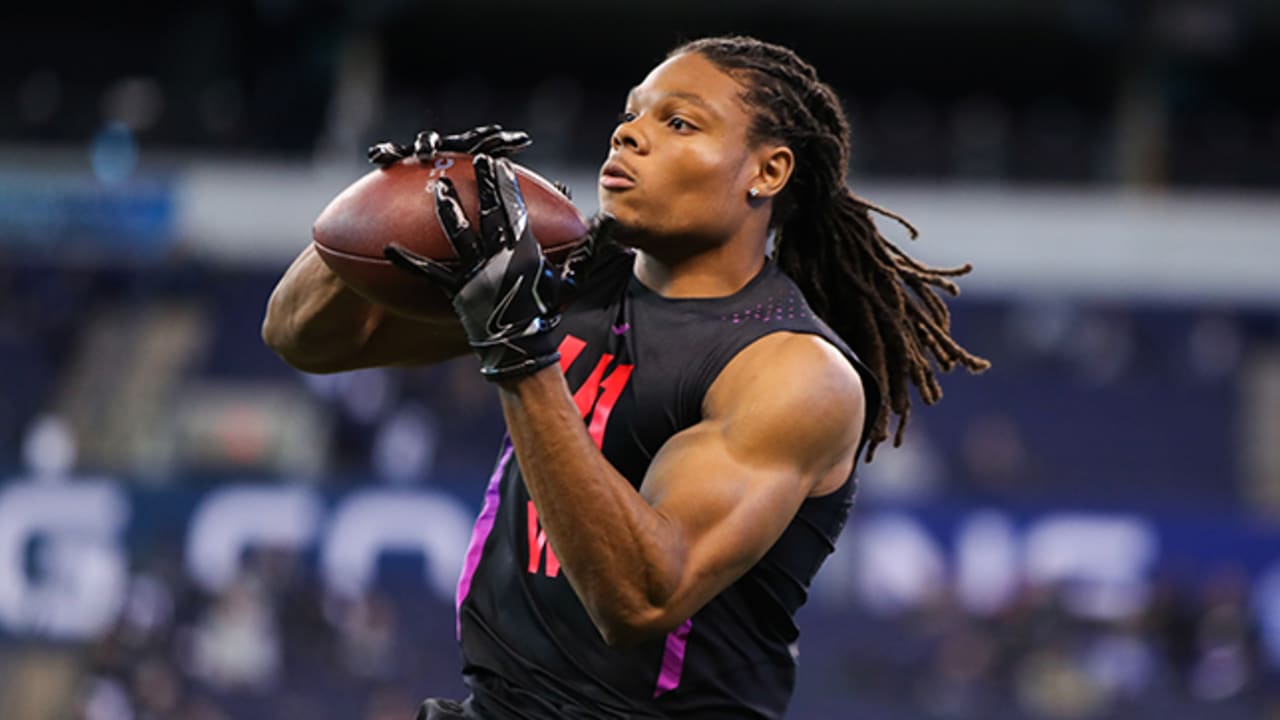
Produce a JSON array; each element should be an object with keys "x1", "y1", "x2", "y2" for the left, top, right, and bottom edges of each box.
[{"x1": 674, "y1": 36, "x2": 991, "y2": 460}]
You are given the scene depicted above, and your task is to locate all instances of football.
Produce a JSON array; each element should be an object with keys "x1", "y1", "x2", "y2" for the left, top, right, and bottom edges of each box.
[{"x1": 311, "y1": 152, "x2": 589, "y2": 320}]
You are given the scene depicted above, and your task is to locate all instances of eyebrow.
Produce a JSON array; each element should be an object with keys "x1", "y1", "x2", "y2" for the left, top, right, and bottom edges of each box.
[{"x1": 625, "y1": 89, "x2": 720, "y2": 117}]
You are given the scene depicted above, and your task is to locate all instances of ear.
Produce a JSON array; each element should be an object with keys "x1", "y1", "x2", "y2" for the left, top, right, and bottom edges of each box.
[{"x1": 749, "y1": 144, "x2": 794, "y2": 199}]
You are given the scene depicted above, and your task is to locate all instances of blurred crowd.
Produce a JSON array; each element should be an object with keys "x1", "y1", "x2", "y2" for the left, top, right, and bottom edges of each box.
[
  {"x1": 51, "y1": 546, "x2": 449, "y2": 720},
  {"x1": 0, "y1": 540, "x2": 1265, "y2": 720},
  {"x1": 8, "y1": 260, "x2": 1277, "y2": 510},
  {"x1": 804, "y1": 571, "x2": 1275, "y2": 719}
]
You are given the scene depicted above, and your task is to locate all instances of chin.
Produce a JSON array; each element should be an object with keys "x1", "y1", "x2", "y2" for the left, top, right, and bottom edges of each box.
[
  {"x1": 598, "y1": 192, "x2": 631, "y2": 220},
  {"x1": 595, "y1": 198, "x2": 707, "y2": 257},
  {"x1": 596, "y1": 200, "x2": 644, "y2": 242}
]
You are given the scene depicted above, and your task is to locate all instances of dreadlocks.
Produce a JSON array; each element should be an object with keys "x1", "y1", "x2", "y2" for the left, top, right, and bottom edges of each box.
[{"x1": 674, "y1": 36, "x2": 991, "y2": 460}]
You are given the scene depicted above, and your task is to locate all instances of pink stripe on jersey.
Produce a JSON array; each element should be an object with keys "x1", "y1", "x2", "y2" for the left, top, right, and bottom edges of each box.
[
  {"x1": 455, "y1": 442, "x2": 514, "y2": 638},
  {"x1": 653, "y1": 618, "x2": 694, "y2": 697}
]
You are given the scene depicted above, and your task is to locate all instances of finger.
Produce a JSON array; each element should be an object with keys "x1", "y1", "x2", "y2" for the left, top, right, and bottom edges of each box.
[
  {"x1": 493, "y1": 158, "x2": 531, "y2": 245},
  {"x1": 587, "y1": 213, "x2": 618, "y2": 246},
  {"x1": 413, "y1": 130, "x2": 441, "y2": 161},
  {"x1": 367, "y1": 141, "x2": 409, "y2": 167},
  {"x1": 384, "y1": 243, "x2": 462, "y2": 293},
  {"x1": 473, "y1": 154, "x2": 508, "y2": 252},
  {"x1": 551, "y1": 180, "x2": 572, "y2": 200},
  {"x1": 471, "y1": 130, "x2": 532, "y2": 158},
  {"x1": 559, "y1": 225, "x2": 599, "y2": 282},
  {"x1": 433, "y1": 178, "x2": 485, "y2": 267},
  {"x1": 437, "y1": 124, "x2": 502, "y2": 153},
  {"x1": 558, "y1": 212, "x2": 615, "y2": 290}
]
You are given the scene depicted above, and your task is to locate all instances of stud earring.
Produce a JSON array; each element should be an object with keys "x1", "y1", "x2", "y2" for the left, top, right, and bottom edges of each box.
[{"x1": 748, "y1": 187, "x2": 760, "y2": 199}]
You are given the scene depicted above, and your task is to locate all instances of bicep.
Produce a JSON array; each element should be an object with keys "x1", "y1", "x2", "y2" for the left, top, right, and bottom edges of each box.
[
  {"x1": 637, "y1": 334, "x2": 864, "y2": 626},
  {"x1": 638, "y1": 423, "x2": 815, "y2": 620}
]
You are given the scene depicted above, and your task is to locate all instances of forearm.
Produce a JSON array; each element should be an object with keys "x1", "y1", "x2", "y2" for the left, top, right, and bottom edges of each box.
[
  {"x1": 262, "y1": 244, "x2": 467, "y2": 372},
  {"x1": 498, "y1": 367, "x2": 684, "y2": 642},
  {"x1": 262, "y1": 245, "x2": 378, "y2": 370}
]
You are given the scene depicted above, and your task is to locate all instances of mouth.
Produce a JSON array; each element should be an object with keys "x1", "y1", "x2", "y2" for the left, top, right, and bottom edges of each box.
[{"x1": 599, "y1": 159, "x2": 636, "y2": 190}]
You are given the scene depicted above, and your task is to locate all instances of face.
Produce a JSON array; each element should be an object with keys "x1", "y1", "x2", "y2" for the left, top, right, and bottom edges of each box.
[{"x1": 598, "y1": 52, "x2": 766, "y2": 253}]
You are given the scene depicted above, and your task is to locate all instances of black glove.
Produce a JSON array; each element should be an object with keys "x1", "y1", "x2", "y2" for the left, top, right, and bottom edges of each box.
[
  {"x1": 369, "y1": 124, "x2": 573, "y2": 199},
  {"x1": 367, "y1": 124, "x2": 532, "y2": 167},
  {"x1": 384, "y1": 154, "x2": 569, "y2": 380},
  {"x1": 556, "y1": 212, "x2": 617, "y2": 303}
]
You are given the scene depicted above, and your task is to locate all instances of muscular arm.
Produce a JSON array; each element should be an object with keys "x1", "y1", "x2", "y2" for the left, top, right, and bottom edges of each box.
[
  {"x1": 499, "y1": 332, "x2": 865, "y2": 646},
  {"x1": 261, "y1": 244, "x2": 470, "y2": 373}
]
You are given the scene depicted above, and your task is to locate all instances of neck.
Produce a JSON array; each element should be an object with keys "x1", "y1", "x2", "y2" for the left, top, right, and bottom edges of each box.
[{"x1": 632, "y1": 239, "x2": 767, "y2": 298}]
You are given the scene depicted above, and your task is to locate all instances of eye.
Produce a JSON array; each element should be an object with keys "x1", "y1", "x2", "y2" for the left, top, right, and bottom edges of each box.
[
  {"x1": 668, "y1": 116, "x2": 693, "y2": 131},
  {"x1": 617, "y1": 111, "x2": 637, "y2": 124}
]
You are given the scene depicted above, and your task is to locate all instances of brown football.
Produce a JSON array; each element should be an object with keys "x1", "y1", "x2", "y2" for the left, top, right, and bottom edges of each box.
[{"x1": 311, "y1": 152, "x2": 589, "y2": 320}]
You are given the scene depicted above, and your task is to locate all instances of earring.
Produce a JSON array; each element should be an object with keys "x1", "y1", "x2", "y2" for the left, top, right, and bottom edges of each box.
[{"x1": 748, "y1": 187, "x2": 760, "y2": 199}]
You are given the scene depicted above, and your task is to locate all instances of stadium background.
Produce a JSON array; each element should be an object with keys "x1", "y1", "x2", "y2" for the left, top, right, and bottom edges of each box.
[{"x1": 1, "y1": 1, "x2": 1279, "y2": 718}]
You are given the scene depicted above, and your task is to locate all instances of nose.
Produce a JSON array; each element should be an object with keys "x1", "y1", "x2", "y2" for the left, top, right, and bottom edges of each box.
[{"x1": 610, "y1": 118, "x2": 647, "y2": 154}]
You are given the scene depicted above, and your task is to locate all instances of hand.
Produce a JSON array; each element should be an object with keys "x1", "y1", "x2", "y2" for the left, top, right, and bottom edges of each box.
[
  {"x1": 367, "y1": 124, "x2": 532, "y2": 167},
  {"x1": 368, "y1": 125, "x2": 578, "y2": 204},
  {"x1": 383, "y1": 154, "x2": 567, "y2": 380}
]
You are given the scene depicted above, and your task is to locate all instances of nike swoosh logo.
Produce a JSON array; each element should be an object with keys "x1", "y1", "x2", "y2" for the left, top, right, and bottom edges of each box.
[{"x1": 486, "y1": 276, "x2": 523, "y2": 337}]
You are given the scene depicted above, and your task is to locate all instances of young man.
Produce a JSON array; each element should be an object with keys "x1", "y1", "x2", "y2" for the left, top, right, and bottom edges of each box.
[{"x1": 264, "y1": 35, "x2": 987, "y2": 719}]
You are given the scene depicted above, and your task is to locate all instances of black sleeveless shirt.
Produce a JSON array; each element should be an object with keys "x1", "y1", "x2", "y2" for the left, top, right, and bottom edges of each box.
[{"x1": 454, "y1": 248, "x2": 880, "y2": 719}]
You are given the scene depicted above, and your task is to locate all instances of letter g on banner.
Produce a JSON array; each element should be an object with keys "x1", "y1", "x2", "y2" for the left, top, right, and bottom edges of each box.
[{"x1": 0, "y1": 482, "x2": 130, "y2": 639}]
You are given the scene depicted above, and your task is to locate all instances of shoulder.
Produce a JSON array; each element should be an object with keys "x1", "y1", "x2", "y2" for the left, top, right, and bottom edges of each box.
[
  {"x1": 704, "y1": 332, "x2": 865, "y2": 474},
  {"x1": 707, "y1": 331, "x2": 864, "y2": 414}
]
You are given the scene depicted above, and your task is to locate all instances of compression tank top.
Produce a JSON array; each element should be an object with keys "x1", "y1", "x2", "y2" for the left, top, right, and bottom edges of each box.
[{"x1": 454, "y1": 248, "x2": 880, "y2": 719}]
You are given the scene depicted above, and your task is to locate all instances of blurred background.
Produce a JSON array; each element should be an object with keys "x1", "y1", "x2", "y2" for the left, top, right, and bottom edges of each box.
[{"x1": 1, "y1": 1, "x2": 1279, "y2": 718}]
